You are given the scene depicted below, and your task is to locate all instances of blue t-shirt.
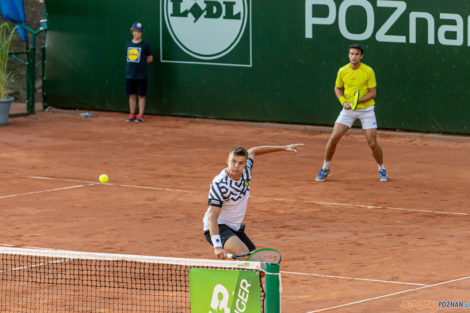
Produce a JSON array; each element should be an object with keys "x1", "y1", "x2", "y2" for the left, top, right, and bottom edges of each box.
[{"x1": 125, "y1": 40, "x2": 152, "y2": 79}]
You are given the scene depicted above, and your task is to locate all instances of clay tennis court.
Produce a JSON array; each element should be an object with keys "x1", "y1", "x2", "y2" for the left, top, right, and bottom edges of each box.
[{"x1": 1, "y1": 110, "x2": 469, "y2": 313}]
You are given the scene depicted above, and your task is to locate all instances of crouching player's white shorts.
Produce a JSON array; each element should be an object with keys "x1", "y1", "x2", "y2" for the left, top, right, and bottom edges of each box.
[{"x1": 335, "y1": 106, "x2": 377, "y2": 129}]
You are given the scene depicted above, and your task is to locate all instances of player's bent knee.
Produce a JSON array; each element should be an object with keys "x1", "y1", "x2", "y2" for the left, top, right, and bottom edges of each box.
[
  {"x1": 368, "y1": 140, "x2": 378, "y2": 149},
  {"x1": 224, "y1": 236, "x2": 249, "y2": 255},
  {"x1": 328, "y1": 135, "x2": 342, "y2": 145}
]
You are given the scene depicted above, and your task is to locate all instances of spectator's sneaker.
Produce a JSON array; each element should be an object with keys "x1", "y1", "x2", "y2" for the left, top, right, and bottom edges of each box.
[
  {"x1": 135, "y1": 114, "x2": 144, "y2": 123},
  {"x1": 315, "y1": 168, "x2": 330, "y2": 182},
  {"x1": 126, "y1": 114, "x2": 136, "y2": 122},
  {"x1": 379, "y1": 169, "x2": 389, "y2": 182}
]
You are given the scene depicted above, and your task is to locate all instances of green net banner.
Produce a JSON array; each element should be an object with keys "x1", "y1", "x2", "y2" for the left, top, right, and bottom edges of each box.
[{"x1": 189, "y1": 268, "x2": 261, "y2": 313}]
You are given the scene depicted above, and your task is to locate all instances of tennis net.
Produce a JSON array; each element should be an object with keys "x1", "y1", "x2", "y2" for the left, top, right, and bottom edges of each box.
[{"x1": 0, "y1": 246, "x2": 265, "y2": 312}]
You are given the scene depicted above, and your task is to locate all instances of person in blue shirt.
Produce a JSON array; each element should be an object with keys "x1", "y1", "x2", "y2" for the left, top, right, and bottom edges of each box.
[{"x1": 125, "y1": 22, "x2": 153, "y2": 123}]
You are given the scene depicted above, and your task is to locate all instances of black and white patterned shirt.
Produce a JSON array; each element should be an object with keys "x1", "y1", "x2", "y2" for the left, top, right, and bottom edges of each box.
[{"x1": 203, "y1": 158, "x2": 253, "y2": 231}]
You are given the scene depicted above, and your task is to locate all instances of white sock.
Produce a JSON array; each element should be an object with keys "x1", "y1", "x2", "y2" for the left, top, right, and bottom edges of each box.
[
  {"x1": 323, "y1": 161, "x2": 330, "y2": 169},
  {"x1": 378, "y1": 164, "x2": 385, "y2": 171}
]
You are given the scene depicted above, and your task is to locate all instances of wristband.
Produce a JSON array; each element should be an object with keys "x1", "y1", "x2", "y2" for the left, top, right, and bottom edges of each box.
[
  {"x1": 339, "y1": 96, "x2": 346, "y2": 105},
  {"x1": 211, "y1": 235, "x2": 222, "y2": 248}
]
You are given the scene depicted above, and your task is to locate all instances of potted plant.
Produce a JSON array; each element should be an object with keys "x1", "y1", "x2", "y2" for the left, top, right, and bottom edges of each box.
[{"x1": 0, "y1": 22, "x2": 16, "y2": 126}]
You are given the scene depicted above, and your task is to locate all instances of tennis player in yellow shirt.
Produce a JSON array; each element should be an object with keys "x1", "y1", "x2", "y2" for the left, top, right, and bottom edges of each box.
[{"x1": 315, "y1": 44, "x2": 389, "y2": 182}]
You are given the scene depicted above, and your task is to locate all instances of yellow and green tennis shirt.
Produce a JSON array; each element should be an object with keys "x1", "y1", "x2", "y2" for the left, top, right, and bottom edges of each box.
[{"x1": 335, "y1": 63, "x2": 376, "y2": 110}]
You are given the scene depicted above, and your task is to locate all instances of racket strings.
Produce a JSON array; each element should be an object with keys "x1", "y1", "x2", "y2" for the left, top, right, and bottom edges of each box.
[{"x1": 250, "y1": 251, "x2": 281, "y2": 263}]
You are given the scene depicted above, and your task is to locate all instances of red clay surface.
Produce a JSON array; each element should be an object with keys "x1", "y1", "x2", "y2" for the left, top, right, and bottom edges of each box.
[{"x1": 1, "y1": 110, "x2": 469, "y2": 313}]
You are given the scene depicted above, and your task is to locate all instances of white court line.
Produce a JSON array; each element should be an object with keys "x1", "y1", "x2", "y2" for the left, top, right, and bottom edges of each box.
[
  {"x1": 120, "y1": 184, "x2": 187, "y2": 192},
  {"x1": 29, "y1": 176, "x2": 188, "y2": 192},
  {"x1": 281, "y1": 271, "x2": 426, "y2": 286},
  {"x1": 27, "y1": 176, "x2": 469, "y2": 216},
  {"x1": 306, "y1": 200, "x2": 469, "y2": 216},
  {"x1": 0, "y1": 259, "x2": 69, "y2": 273},
  {"x1": 0, "y1": 244, "x2": 50, "y2": 250},
  {"x1": 267, "y1": 197, "x2": 469, "y2": 216},
  {"x1": 305, "y1": 275, "x2": 470, "y2": 313},
  {"x1": 0, "y1": 185, "x2": 86, "y2": 199},
  {"x1": 29, "y1": 176, "x2": 98, "y2": 184}
]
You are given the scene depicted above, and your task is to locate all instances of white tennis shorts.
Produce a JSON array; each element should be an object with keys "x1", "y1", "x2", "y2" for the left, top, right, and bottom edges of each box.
[{"x1": 335, "y1": 106, "x2": 377, "y2": 129}]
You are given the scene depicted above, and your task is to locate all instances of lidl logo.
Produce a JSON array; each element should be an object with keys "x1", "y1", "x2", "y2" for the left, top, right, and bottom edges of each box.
[
  {"x1": 189, "y1": 268, "x2": 261, "y2": 313},
  {"x1": 127, "y1": 47, "x2": 141, "y2": 63},
  {"x1": 209, "y1": 284, "x2": 231, "y2": 313},
  {"x1": 160, "y1": 0, "x2": 252, "y2": 67}
]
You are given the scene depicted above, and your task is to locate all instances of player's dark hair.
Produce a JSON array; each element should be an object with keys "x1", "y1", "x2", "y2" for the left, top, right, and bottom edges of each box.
[
  {"x1": 349, "y1": 44, "x2": 364, "y2": 55},
  {"x1": 230, "y1": 147, "x2": 248, "y2": 158}
]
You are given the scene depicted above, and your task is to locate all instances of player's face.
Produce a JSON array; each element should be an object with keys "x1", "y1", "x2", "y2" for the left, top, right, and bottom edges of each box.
[
  {"x1": 226, "y1": 153, "x2": 247, "y2": 179},
  {"x1": 348, "y1": 48, "x2": 363, "y2": 65},
  {"x1": 132, "y1": 30, "x2": 142, "y2": 41}
]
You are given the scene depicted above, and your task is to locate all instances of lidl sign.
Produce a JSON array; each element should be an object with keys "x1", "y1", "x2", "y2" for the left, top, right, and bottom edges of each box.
[{"x1": 160, "y1": 0, "x2": 252, "y2": 67}]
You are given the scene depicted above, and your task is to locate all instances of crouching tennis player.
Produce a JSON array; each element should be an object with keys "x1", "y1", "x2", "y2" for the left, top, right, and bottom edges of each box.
[{"x1": 203, "y1": 144, "x2": 303, "y2": 260}]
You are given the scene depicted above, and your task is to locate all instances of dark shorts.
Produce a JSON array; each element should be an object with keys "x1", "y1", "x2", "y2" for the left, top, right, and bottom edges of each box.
[
  {"x1": 204, "y1": 224, "x2": 256, "y2": 252},
  {"x1": 126, "y1": 79, "x2": 147, "y2": 96}
]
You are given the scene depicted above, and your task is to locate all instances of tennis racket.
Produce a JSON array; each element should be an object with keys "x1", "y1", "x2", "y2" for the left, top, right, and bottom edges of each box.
[
  {"x1": 351, "y1": 90, "x2": 360, "y2": 111},
  {"x1": 227, "y1": 248, "x2": 281, "y2": 264}
]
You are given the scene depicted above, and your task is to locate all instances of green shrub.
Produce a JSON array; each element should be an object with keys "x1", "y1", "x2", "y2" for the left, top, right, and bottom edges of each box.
[{"x1": 0, "y1": 23, "x2": 16, "y2": 99}]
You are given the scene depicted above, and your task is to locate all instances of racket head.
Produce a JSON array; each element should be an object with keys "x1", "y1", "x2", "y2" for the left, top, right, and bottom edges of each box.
[
  {"x1": 351, "y1": 90, "x2": 360, "y2": 111},
  {"x1": 247, "y1": 248, "x2": 281, "y2": 264}
]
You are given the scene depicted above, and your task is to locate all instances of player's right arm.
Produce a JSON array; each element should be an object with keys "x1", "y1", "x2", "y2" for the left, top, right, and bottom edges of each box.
[
  {"x1": 335, "y1": 67, "x2": 352, "y2": 110},
  {"x1": 207, "y1": 206, "x2": 226, "y2": 259},
  {"x1": 335, "y1": 86, "x2": 352, "y2": 110}
]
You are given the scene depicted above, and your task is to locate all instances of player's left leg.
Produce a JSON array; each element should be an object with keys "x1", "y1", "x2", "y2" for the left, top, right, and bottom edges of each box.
[
  {"x1": 234, "y1": 224, "x2": 256, "y2": 251},
  {"x1": 361, "y1": 109, "x2": 389, "y2": 181},
  {"x1": 224, "y1": 236, "x2": 250, "y2": 258},
  {"x1": 364, "y1": 128, "x2": 383, "y2": 164},
  {"x1": 203, "y1": 225, "x2": 249, "y2": 259},
  {"x1": 223, "y1": 224, "x2": 256, "y2": 259}
]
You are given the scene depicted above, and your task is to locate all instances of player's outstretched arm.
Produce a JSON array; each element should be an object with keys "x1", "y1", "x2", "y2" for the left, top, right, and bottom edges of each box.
[{"x1": 247, "y1": 144, "x2": 304, "y2": 159}]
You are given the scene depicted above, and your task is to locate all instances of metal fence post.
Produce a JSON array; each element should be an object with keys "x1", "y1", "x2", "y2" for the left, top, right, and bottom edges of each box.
[{"x1": 26, "y1": 34, "x2": 36, "y2": 114}]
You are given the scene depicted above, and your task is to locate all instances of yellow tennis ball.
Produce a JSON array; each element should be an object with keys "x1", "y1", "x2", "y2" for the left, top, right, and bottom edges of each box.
[{"x1": 99, "y1": 174, "x2": 109, "y2": 183}]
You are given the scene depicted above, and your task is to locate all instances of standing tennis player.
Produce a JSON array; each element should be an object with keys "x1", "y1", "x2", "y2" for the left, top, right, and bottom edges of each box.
[
  {"x1": 203, "y1": 144, "x2": 303, "y2": 259},
  {"x1": 315, "y1": 44, "x2": 389, "y2": 182}
]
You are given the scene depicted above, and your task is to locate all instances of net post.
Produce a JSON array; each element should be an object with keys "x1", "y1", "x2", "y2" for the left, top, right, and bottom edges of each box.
[{"x1": 265, "y1": 262, "x2": 280, "y2": 313}]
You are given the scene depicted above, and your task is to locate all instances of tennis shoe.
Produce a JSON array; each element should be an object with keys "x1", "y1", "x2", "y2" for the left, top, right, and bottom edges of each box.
[
  {"x1": 315, "y1": 168, "x2": 330, "y2": 182},
  {"x1": 126, "y1": 114, "x2": 136, "y2": 122},
  {"x1": 379, "y1": 169, "x2": 389, "y2": 182},
  {"x1": 135, "y1": 114, "x2": 144, "y2": 123}
]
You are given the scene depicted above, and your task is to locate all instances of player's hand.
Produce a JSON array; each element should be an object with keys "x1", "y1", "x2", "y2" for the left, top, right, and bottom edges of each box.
[
  {"x1": 214, "y1": 247, "x2": 226, "y2": 259},
  {"x1": 343, "y1": 102, "x2": 352, "y2": 110},
  {"x1": 285, "y1": 143, "x2": 304, "y2": 152}
]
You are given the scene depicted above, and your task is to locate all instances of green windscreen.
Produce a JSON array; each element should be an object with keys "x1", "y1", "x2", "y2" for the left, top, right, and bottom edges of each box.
[{"x1": 44, "y1": 0, "x2": 470, "y2": 134}]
